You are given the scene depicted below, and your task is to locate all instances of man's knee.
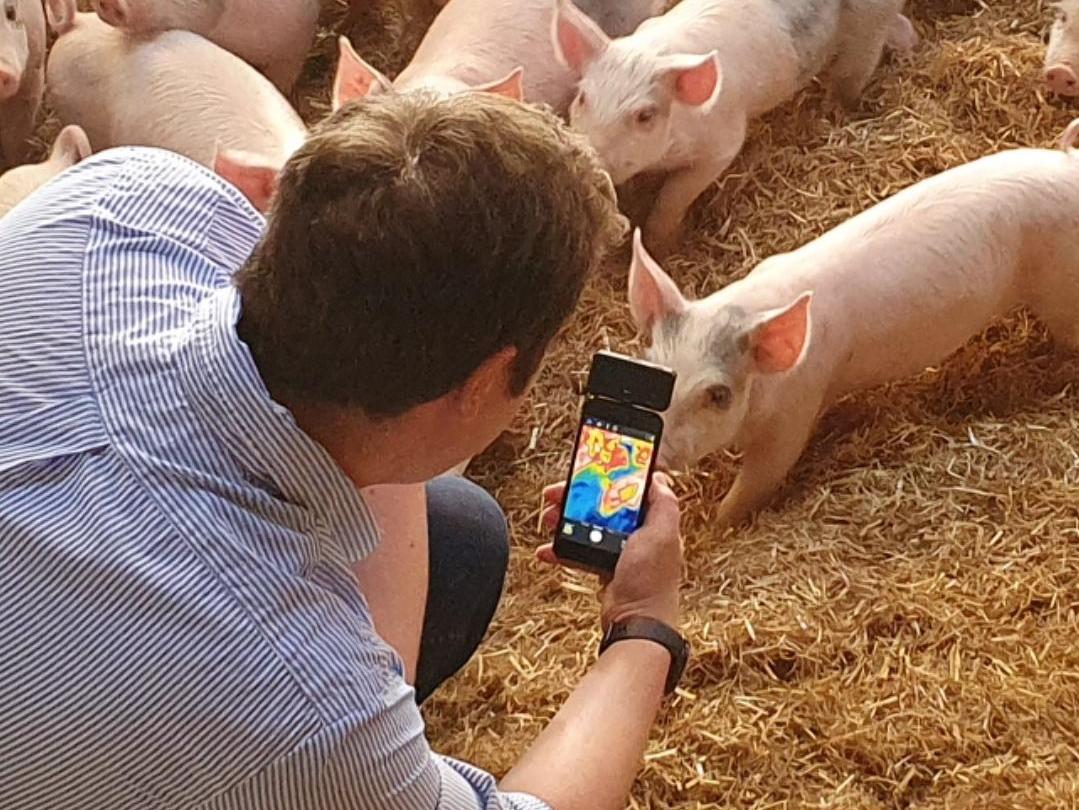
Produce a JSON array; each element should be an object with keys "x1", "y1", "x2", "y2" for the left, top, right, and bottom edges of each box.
[{"x1": 426, "y1": 475, "x2": 510, "y2": 587}]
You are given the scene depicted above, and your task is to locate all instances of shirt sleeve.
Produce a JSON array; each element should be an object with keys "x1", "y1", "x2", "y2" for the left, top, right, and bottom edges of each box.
[{"x1": 199, "y1": 700, "x2": 552, "y2": 810}]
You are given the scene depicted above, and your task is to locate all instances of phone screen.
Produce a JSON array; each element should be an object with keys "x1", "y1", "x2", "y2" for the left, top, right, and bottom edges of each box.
[{"x1": 558, "y1": 414, "x2": 658, "y2": 556}]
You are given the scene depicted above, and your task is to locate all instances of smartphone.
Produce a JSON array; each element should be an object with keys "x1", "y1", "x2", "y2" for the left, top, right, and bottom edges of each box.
[{"x1": 553, "y1": 353, "x2": 674, "y2": 573}]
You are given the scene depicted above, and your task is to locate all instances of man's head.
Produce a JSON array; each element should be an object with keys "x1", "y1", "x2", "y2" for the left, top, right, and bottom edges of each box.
[{"x1": 236, "y1": 91, "x2": 625, "y2": 482}]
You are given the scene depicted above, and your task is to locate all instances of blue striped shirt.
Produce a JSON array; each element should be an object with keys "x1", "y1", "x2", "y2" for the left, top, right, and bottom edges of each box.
[{"x1": 0, "y1": 148, "x2": 549, "y2": 810}]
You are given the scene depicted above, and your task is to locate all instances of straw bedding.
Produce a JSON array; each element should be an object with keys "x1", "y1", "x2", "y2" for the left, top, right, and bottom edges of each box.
[{"x1": 33, "y1": 1, "x2": 1079, "y2": 806}]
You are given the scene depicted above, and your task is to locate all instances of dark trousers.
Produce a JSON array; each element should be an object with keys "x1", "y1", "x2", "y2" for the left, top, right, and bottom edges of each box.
[{"x1": 414, "y1": 476, "x2": 510, "y2": 704}]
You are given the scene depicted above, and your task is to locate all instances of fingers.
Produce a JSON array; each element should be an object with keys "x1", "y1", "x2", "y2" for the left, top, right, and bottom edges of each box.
[
  {"x1": 540, "y1": 481, "x2": 567, "y2": 531},
  {"x1": 542, "y1": 482, "x2": 566, "y2": 505},
  {"x1": 640, "y1": 473, "x2": 680, "y2": 539}
]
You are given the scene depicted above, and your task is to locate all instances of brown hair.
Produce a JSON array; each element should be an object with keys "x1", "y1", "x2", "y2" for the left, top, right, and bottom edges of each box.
[{"x1": 235, "y1": 91, "x2": 625, "y2": 417}]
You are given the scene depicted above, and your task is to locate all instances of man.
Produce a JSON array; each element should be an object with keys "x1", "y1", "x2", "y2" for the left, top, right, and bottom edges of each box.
[{"x1": 0, "y1": 92, "x2": 687, "y2": 808}]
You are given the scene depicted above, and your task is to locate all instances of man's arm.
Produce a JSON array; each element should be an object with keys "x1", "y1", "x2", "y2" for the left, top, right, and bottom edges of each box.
[
  {"x1": 499, "y1": 476, "x2": 683, "y2": 810},
  {"x1": 352, "y1": 482, "x2": 429, "y2": 683}
]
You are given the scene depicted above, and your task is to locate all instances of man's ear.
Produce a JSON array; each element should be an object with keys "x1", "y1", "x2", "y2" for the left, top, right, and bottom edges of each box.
[
  {"x1": 746, "y1": 292, "x2": 813, "y2": 374},
  {"x1": 457, "y1": 346, "x2": 520, "y2": 417},
  {"x1": 333, "y1": 36, "x2": 393, "y2": 111},
  {"x1": 627, "y1": 228, "x2": 687, "y2": 333}
]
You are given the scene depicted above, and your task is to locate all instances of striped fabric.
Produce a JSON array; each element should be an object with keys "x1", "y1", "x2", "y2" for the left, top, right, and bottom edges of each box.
[{"x1": 0, "y1": 148, "x2": 549, "y2": 810}]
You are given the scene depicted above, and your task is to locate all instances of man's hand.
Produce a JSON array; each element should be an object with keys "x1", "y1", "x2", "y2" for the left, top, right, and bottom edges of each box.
[{"x1": 537, "y1": 474, "x2": 683, "y2": 629}]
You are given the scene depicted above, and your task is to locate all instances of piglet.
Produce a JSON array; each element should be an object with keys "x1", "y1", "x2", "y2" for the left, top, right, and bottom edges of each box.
[
  {"x1": 90, "y1": 0, "x2": 319, "y2": 94},
  {"x1": 554, "y1": 0, "x2": 910, "y2": 255},
  {"x1": 0, "y1": 125, "x2": 92, "y2": 217},
  {"x1": 628, "y1": 124, "x2": 1079, "y2": 527},
  {"x1": 334, "y1": 0, "x2": 663, "y2": 113},
  {"x1": 0, "y1": 0, "x2": 46, "y2": 168},
  {"x1": 46, "y1": 0, "x2": 307, "y2": 212},
  {"x1": 1046, "y1": 0, "x2": 1079, "y2": 96}
]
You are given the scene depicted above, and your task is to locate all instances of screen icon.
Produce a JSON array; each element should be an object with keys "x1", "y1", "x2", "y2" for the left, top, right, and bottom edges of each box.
[{"x1": 589, "y1": 528, "x2": 604, "y2": 544}]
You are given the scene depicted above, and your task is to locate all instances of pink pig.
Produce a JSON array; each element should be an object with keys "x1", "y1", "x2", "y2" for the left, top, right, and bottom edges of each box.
[
  {"x1": 90, "y1": 0, "x2": 319, "y2": 94},
  {"x1": 627, "y1": 122, "x2": 1079, "y2": 527},
  {"x1": 45, "y1": 0, "x2": 307, "y2": 212},
  {"x1": 1045, "y1": 0, "x2": 1079, "y2": 96},
  {"x1": 333, "y1": 0, "x2": 663, "y2": 113},
  {"x1": 0, "y1": 125, "x2": 92, "y2": 217},
  {"x1": 553, "y1": 0, "x2": 913, "y2": 256},
  {"x1": 0, "y1": 0, "x2": 46, "y2": 168}
]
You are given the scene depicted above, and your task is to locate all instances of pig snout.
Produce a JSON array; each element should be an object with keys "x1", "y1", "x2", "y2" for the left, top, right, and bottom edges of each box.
[
  {"x1": 656, "y1": 437, "x2": 688, "y2": 474},
  {"x1": 1046, "y1": 63, "x2": 1079, "y2": 97},
  {"x1": 93, "y1": 0, "x2": 134, "y2": 29},
  {"x1": 0, "y1": 60, "x2": 21, "y2": 101}
]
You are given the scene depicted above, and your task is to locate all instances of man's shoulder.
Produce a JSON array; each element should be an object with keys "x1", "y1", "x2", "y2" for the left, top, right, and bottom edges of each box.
[
  {"x1": 0, "y1": 146, "x2": 265, "y2": 478},
  {"x1": 83, "y1": 147, "x2": 265, "y2": 257}
]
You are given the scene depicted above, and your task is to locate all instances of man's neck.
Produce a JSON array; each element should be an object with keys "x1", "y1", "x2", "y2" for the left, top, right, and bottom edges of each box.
[{"x1": 285, "y1": 400, "x2": 408, "y2": 490}]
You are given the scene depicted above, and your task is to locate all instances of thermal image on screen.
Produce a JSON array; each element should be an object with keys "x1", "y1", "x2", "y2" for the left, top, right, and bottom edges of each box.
[{"x1": 564, "y1": 423, "x2": 654, "y2": 535}]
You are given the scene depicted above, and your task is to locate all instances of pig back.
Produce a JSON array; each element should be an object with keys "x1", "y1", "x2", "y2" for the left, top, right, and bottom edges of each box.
[
  {"x1": 742, "y1": 150, "x2": 1077, "y2": 398},
  {"x1": 395, "y1": 0, "x2": 576, "y2": 111},
  {"x1": 631, "y1": 0, "x2": 806, "y2": 118},
  {"x1": 51, "y1": 25, "x2": 305, "y2": 170},
  {"x1": 45, "y1": 14, "x2": 123, "y2": 161}
]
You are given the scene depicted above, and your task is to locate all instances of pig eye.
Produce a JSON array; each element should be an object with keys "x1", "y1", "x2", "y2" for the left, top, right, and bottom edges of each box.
[
  {"x1": 635, "y1": 106, "x2": 657, "y2": 126},
  {"x1": 4, "y1": 2, "x2": 15, "y2": 21},
  {"x1": 706, "y1": 384, "x2": 733, "y2": 410}
]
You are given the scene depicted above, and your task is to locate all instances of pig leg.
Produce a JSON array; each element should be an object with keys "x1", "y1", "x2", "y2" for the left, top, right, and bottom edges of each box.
[
  {"x1": 644, "y1": 136, "x2": 743, "y2": 258},
  {"x1": 828, "y1": 1, "x2": 895, "y2": 108},
  {"x1": 1030, "y1": 266, "x2": 1079, "y2": 351},
  {"x1": 716, "y1": 407, "x2": 820, "y2": 528},
  {"x1": 262, "y1": 57, "x2": 306, "y2": 96},
  {"x1": 0, "y1": 97, "x2": 40, "y2": 168}
]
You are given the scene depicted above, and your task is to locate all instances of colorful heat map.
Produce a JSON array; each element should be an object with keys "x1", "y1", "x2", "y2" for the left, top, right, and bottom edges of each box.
[{"x1": 564, "y1": 424, "x2": 654, "y2": 535}]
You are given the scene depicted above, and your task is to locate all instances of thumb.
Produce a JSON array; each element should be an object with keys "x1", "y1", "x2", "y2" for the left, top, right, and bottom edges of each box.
[{"x1": 637, "y1": 476, "x2": 680, "y2": 538}]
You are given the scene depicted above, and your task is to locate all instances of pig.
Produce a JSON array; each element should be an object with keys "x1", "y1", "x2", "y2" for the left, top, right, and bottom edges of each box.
[
  {"x1": 553, "y1": 0, "x2": 912, "y2": 256},
  {"x1": 45, "y1": 0, "x2": 307, "y2": 212},
  {"x1": 1045, "y1": 0, "x2": 1079, "y2": 96},
  {"x1": 333, "y1": 36, "x2": 526, "y2": 109},
  {"x1": 90, "y1": 0, "x2": 319, "y2": 94},
  {"x1": 627, "y1": 123, "x2": 1079, "y2": 527},
  {"x1": 0, "y1": 125, "x2": 92, "y2": 217},
  {"x1": 0, "y1": 0, "x2": 46, "y2": 168},
  {"x1": 333, "y1": 0, "x2": 664, "y2": 113}
]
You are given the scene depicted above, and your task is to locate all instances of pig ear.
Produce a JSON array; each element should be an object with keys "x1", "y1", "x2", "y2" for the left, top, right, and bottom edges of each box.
[
  {"x1": 214, "y1": 148, "x2": 280, "y2": 213},
  {"x1": 659, "y1": 51, "x2": 722, "y2": 108},
  {"x1": 746, "y1": 292, "x2": 813, "y2": 374},
  {"x1": 333, "y1": 36, "x2": 392, "y2": 111},
  {"x1": 46, "y1": 0, "x2": 76, "y2": 35},
  {"x1": 628, "y1": 228, "x2": 687, "y2": 333},
  {"x1": 52, "y1": 125, "x2": 92, "y2": 166},
  {"x1": 552, "y1": 0, "x2": 610, "y2": 75},
  {"x1": 471, "y1": 66, "x2": 524, "y2": 101}
]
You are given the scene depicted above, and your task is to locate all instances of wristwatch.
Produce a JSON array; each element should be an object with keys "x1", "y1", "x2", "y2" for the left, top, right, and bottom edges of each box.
[{"x1": 599, "y1": 616, "x2": 690, "y2": 695}]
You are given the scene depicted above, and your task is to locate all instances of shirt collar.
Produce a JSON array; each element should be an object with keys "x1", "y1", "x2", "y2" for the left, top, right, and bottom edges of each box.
[{"x1": 176, "y1": 284, "x2": 381, "y2": 562}]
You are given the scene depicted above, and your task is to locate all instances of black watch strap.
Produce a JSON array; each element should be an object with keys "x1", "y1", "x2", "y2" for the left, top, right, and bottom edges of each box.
[{"x1": 599, "y1": 616, "x2": 689, "y2": 696}]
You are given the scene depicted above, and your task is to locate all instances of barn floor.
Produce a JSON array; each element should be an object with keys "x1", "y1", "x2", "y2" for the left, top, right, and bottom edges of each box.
[{"x1": 35, "y1": 1, "x2": 1079, "y2": 807}]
